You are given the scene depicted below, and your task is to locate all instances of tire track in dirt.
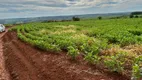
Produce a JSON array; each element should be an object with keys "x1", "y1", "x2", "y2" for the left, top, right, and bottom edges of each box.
[
  {"x1": 4, "y1": 31, "x2": 46, "y2": 80},
  {"x1": 3, "y1": 31, "x2": 129, "y2": 80},
  {"x1": 7, "y1": 41, "x2": 41, "y2": 80},
  {"x1": 0, "y1": 29, "x2": 10, "y2": 80},
  {"x1": 12, "y1": 40, "x2": 55, "y2": 80}
]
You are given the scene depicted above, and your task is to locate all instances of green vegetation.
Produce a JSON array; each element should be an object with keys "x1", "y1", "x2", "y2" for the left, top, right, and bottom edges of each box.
[
  {"x1": 72, "y1": 17, "x2": 80, "y2": 21},
  {"x1": 98, "y1": 16, "x2": 102, "y2": 20},
  {"x1": 10, "y1": 18, "x2": 142, "y2": 79},
  {"x1": 132, "y1": 56, "x2": 142, "y2": 80},
  {"x1": 130, "y1": 11, "x2": 142, "y2": 19}
]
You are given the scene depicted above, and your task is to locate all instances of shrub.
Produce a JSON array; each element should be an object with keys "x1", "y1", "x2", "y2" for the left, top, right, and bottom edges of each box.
[
  {"x1": 130, "y1": 15, "x2": 134, "y2": 18},
  {"x1": 98, "y1": 16, "x2": 102, "y2": 20},
  {"x1": 135, "y1": 15, "x2": 139, "y2": 18},
  {"x1": 72, "y1": 17, "x2": 80, "y2": 21}
]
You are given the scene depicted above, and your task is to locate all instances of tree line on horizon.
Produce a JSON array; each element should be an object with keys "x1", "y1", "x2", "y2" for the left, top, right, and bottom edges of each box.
[{"x1": 129, "y1": 11, "x2": 142, "y2": 18}]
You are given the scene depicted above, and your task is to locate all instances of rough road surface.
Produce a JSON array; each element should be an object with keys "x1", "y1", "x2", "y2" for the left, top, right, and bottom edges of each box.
[
  {"x1": 2, "y1": 31, "x2": 129, "y2": 80},
  {"x1": 0, "y1": 29, "x2": 9, "y2": 80}
]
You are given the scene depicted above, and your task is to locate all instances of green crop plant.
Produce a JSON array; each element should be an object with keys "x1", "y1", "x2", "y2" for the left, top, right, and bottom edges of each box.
[
  {"x1": 84, "y1": 52, "x2": 100, "y2": 64},
  {"x1": 104, "y1": 52, "x2": 128, "y2": 73},
  {"x1": 132, "y1": 56, "x2": 142, "y2": 80},
  {"x1": 67, "y1": 46, "x2": 79, "y2": 60},
  {"x1": 132, "y1": 64, "x2": 142, "y2": 80},
  {"x1": 104, "y1": 55, "x2": 124, "y2": 73}
]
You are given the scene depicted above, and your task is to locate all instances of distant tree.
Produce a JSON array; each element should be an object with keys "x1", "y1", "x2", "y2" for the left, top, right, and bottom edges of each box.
[
  {"x1": 129, "y1": 15, "x2": 134, "y2": 18},
  {"x1": 135, "y1": 15, "x2": 139, "y2": 18},
  {"x1": 131, "y1": 12, "x2": 142, "y2": 15},
  {"x1": 72, "y1": 17, "x2": 80, "y2": 21},
  {"x1": 98, "y1": 16, "x2": 102, "y2": 20},
  {"x1": 116, "y1": 17, "x2": 120, "y2": 19}
]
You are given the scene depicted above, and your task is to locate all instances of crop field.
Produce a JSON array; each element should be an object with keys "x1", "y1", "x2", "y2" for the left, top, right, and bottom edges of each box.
[{"x1": 9, "y1": 18, "x2": 142, "y2": 79}]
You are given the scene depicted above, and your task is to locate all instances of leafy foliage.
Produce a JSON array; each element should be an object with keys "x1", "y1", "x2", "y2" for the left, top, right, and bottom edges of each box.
[
  {"x1": 104, "y1": 52, "x2": 127, "y2": 73},
  {"x1": 132, "y1": 56, "x2": 142, "y2": 80},
  {"x1": 10, "y1": 18, "x2": 142, "y2": 79},
  {"x1": 67, "y1": 46, "x2": 79, "y2": 60}
]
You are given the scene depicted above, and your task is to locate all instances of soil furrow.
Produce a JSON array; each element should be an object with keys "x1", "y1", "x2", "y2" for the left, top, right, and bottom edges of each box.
[{"x1": 5, "y1": 41, "x2": 40, "y2": 80}]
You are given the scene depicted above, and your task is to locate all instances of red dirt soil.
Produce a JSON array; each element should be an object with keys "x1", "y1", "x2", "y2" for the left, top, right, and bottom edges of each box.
[
  {"x1": 0, "y1": 29, "x2": 10, "y2": 80},
  {"x1": 2, "y1": 31, "x2": 130, "y2": 80}
]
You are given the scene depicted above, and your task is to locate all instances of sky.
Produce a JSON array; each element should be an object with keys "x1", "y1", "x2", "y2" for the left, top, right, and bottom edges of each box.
[{"x1": 0, "y1": 0, "x2": 142, "y2": 19}]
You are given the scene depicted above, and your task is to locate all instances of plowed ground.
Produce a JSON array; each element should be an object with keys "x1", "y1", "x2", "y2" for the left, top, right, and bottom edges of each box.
[
  {"x1": 3, "y1": 31, "x2": 129, "y2": 80},
  {"x1": 0, "y1": 29, "x2": 9, "y2": 80}
]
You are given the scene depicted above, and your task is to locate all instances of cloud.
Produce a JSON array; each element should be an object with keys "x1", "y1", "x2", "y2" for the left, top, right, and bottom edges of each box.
[
  {"x1": 0, "y1": 0, "x2": 141, "y2": 19},
  {"x1": 0, "y1": 0, "x2": 128, "y2": 11}
]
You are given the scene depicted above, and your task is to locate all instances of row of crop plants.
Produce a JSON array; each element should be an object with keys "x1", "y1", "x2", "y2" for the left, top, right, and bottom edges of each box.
[{"x1": 9, "y1": 18, "x2": 142, "y2": 79}]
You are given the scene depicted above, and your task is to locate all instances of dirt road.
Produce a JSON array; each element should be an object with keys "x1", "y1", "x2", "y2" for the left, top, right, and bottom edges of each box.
[
  {"x1": 2, "y1": 31, "x2": 129, "y2": 80},
  {"x1": 0, "y1": 29, "x2": 9, "y2": 80}
]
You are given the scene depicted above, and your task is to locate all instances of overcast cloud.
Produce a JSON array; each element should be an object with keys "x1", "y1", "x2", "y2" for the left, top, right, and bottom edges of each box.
[{"x1": 0, "y1": 0, "x2": 141, "y2": 19}]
